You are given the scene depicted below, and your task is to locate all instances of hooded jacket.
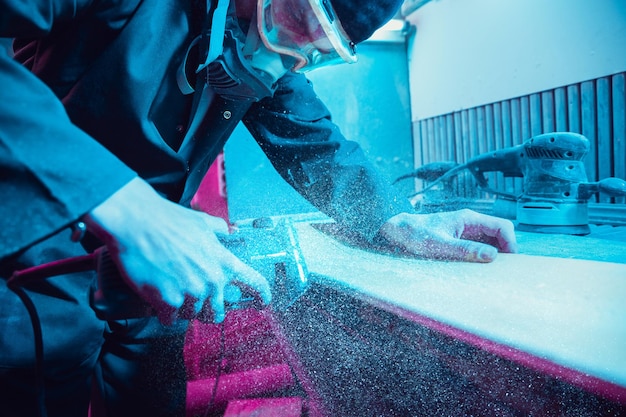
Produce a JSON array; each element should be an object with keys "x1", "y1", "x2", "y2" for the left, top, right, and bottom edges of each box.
[{"x1": 0, "y1": 0, "x2": 411, "y2": 260}]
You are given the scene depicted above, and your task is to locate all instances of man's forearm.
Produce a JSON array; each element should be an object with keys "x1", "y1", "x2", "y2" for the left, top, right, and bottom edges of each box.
[
  {"x1": 0, "y1": 49, "x2": 136, "y2": 259},
  {"x1": 243, "y1": 72, "x2": 412, "y2": 241}
]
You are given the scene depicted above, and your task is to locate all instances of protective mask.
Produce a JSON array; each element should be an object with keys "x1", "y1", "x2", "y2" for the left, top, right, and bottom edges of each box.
[{"x1": 256, "y1": 0, "x2": 357, "y2": 72}]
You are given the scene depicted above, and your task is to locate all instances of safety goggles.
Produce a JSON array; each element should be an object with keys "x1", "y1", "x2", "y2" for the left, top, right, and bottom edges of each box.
[{"x1": 257, "y1": 0, "x2": 357, "y2": 72}]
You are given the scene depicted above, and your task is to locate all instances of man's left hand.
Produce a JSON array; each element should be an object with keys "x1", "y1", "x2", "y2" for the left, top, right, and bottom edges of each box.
[{"x1": 377, "y1": 209, "x2": 518, "y2": 263}]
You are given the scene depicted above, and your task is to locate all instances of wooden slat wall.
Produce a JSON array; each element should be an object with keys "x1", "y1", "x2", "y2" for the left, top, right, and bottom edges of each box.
[{"x1": 413, "y1": 72, "x2": 626, "y2": 205}]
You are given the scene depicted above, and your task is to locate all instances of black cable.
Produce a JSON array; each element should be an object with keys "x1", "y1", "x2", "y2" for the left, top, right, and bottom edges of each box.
[
  {"x1": 7, "y1": 284, "x2": 47, "y2": 417},
  {"x1": 407, "y1": 162, "x2": 471, "y2": 199},
  {"x1": 7, "y1": 253, "x2": 96, "y2": 417}
]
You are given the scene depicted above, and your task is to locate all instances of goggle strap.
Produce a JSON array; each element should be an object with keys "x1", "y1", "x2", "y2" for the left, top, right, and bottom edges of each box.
[{"x1": 197, "y1": 0, "x2": 230, "y2": 72}]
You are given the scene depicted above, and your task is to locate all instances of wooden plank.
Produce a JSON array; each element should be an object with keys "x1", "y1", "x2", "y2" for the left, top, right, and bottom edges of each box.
[
  {"x1": 419, "y1": 119, "x2": 427, "y2": 166},
  {"x1": 468, "y1": 108, "x2": 479, "y2": 158},
  {"x1": 432, "y1": 117, "x2": 441, "y2": 161},
  {"x1": 493, "y1": 102, "x2": 504, "y2": 149},
  {"x1": 596, "y1": 77, "x2": 612, "y2": 202},
  {"x1": 567, "y1": 84, "x2": 582, "y2": 134},
  {"x1": 460, "y1": 110, "x2": 470, "y2": 161},
  {"x1": 426, "y1": 117, "x2": 435, "y2": 164},
  {"x1": 501, "y1": 97, "x2": 514, "y2": 194},
  {"x1": 476, "y1": 106, "x2": 487, "y2": 155},
  {"x1": 555, "y1": 87, "x2": 568, "y2": 131},
  {"x1": 453, "y1": 111, "x2": 464, "y2": 196},
  {"x1": 484, "y1": 104, "x2": 498, "y2": 190},
  {"x1": 437, "y1": 115, "x2": 447, "y2": 162},
  {"x1": 431, "y1": 116, "x2": 439, "y2": 162},
  {"x1": 492, "y1": 102, "x2": 507, "y2": 193},
  {"x1": 454, "y1": 112, "x2": 464, "y2": 163},
  {"x1": 581, "y1": 80, "x2": 598, "y2": 184},
  {"x1": 501, "y1": 100, "x2": 513, "y2": 148},
  {"x1": 510, "y1": 98, "x2": 521, "y2": 144},
  {"x1": 413, "y1": 121, "x2": 424, "y2": 192},
  {"x1": 279, "y1": 283, "x2": 626, "y2": 416},
  {"x1": 485, "y1": 104, "x2": 498, "y2": 151},
  {"x1": 295, "y1": 223, "x2": 626, "y2": 396},
  {"x1": 613, "y1": 73, "x2": 626, "y2": 204},
  {"x1": 529, "y1": 93, "x2": 543, "y2": 136},
  {"x1": 476, "y1": 106, "x2": 492, "y2": 197},
  {"x1": 419, "y1": 120, "x2": 431, "y2": 192},
  {"x1": 445, "y1": 113, "x2": 455, "y2": 161},
  {"x1": 461, "y1": 110, "x2": 471, "y2": 197},
  {"x1": 541, "y1": 91, "x2": 555, "y2": 133},
  {"x1": 413, "y1": 121, "x2": 423, "y2": 167},
  {"x1": 468, "y1": 108, "x2": 479, "y2": 198},
  {"x1": 509, "y1": 98, "x2": 522, "y2": 193},
  {"x1": 520, "y1": 95, "x2": 531, "y2": 142}
]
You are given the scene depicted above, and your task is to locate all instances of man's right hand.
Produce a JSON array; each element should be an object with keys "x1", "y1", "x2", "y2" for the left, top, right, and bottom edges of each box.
[{"x1": 83, "y1": 177, "x2": 272, "y2": 324}]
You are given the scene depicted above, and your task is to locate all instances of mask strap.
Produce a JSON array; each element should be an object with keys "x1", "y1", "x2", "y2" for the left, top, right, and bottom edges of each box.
[
  {"x1": 176, "y1": 36, "x2": 201, "y2": 95},
  {"x1": 176, "y1": 0, "x2": 231, "y2": 94},
  {"x1": 197, "y1": 0, "x2": 231, "y2": 72},
  {"x1": 243, "y1": 15, "x2": 290, "y2": 82}
]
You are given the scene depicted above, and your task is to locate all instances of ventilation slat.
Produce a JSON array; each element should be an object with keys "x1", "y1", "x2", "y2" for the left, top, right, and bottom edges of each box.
[{"x1": 612, "y1": 73, "x2": 625, "y2": 204}]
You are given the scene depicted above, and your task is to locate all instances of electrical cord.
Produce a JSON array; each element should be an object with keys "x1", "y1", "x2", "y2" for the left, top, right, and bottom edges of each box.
[
  {"x1": 403, "y1": 161, "x2": 520, "y2": 200},
  {"x1": 10, "y1": 253, "x2": 230, "y2": 417},
  {"x1": 406, "y1": 162, "x2": 471, "y2": 199},
  {"x1": 7, "y1": 253, "x2": 97, "y2": 417},
  {"x1": 7, "y1": 285, "x2": 47, "y2": 417}
]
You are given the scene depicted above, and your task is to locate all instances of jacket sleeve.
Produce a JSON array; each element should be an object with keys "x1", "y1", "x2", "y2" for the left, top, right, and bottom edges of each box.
[
  {"x1": 0, "y1": 35, "x2": 136, "y2": 260},
  {"x1": 243, "y1": 72, "x2": 413, "y2": 242},
  {"x1": 0, "y1": 1, "x2": 92, "y2": 37},
  {"x1": 0, "y1": 0, "x2": 142, "y2": 38}
]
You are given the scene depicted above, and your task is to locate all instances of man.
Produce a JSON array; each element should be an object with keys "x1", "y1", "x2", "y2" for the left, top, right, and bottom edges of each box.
[{"x1": 0, "y1": 0, "x2": 517, "y2": 416}]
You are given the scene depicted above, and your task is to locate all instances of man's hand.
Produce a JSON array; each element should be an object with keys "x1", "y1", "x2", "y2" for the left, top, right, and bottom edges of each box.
[
  {"x1": 377, "y1": 209, "x2": 518, "y2": 263},
  {"x1": 84, "y1": 177, "x2": 272, "y2": 324}
]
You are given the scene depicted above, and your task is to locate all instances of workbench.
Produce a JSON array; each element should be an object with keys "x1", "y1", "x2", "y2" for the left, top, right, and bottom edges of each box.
[{"x1": 272, "y1": 221, "x2": 626, "y2": 416}]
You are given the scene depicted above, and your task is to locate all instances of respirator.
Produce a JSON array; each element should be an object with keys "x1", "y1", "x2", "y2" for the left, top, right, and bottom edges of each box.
[
  {"x1": 177, "y1": 0, "x2": 357, "y2": 102},
  {"x1": 177, "y1": 14, "x2": 288, "y2": 102}
]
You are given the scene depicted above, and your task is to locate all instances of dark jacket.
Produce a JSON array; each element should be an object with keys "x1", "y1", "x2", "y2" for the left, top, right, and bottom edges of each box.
[{"x1": 0, "y1": 0, "x2": 411, "y2": 260}]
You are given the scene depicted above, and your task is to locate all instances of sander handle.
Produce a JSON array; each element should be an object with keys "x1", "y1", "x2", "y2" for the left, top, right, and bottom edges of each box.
[{"x1": 578, "y1": 177, "x2": 626, "y2": 200}]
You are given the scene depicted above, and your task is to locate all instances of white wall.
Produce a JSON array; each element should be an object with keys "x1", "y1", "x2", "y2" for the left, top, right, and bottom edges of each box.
[{"x1": 406, "y1": 0, "x2": 626, "y2": 120}]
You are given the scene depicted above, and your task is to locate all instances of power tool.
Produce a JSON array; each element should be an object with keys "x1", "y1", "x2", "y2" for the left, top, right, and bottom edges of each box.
[
  {"x1": 9, "y1": 218, "x2": 309, "y2": 320},
  {"x1": 402, "y1": 132, "x2": 626, "y2": 235}
]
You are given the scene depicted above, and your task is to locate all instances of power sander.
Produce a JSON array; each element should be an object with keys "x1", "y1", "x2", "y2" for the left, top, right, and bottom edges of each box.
[{"x1": 402, "y1": 132, "x2": 626, "y2": 235}]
